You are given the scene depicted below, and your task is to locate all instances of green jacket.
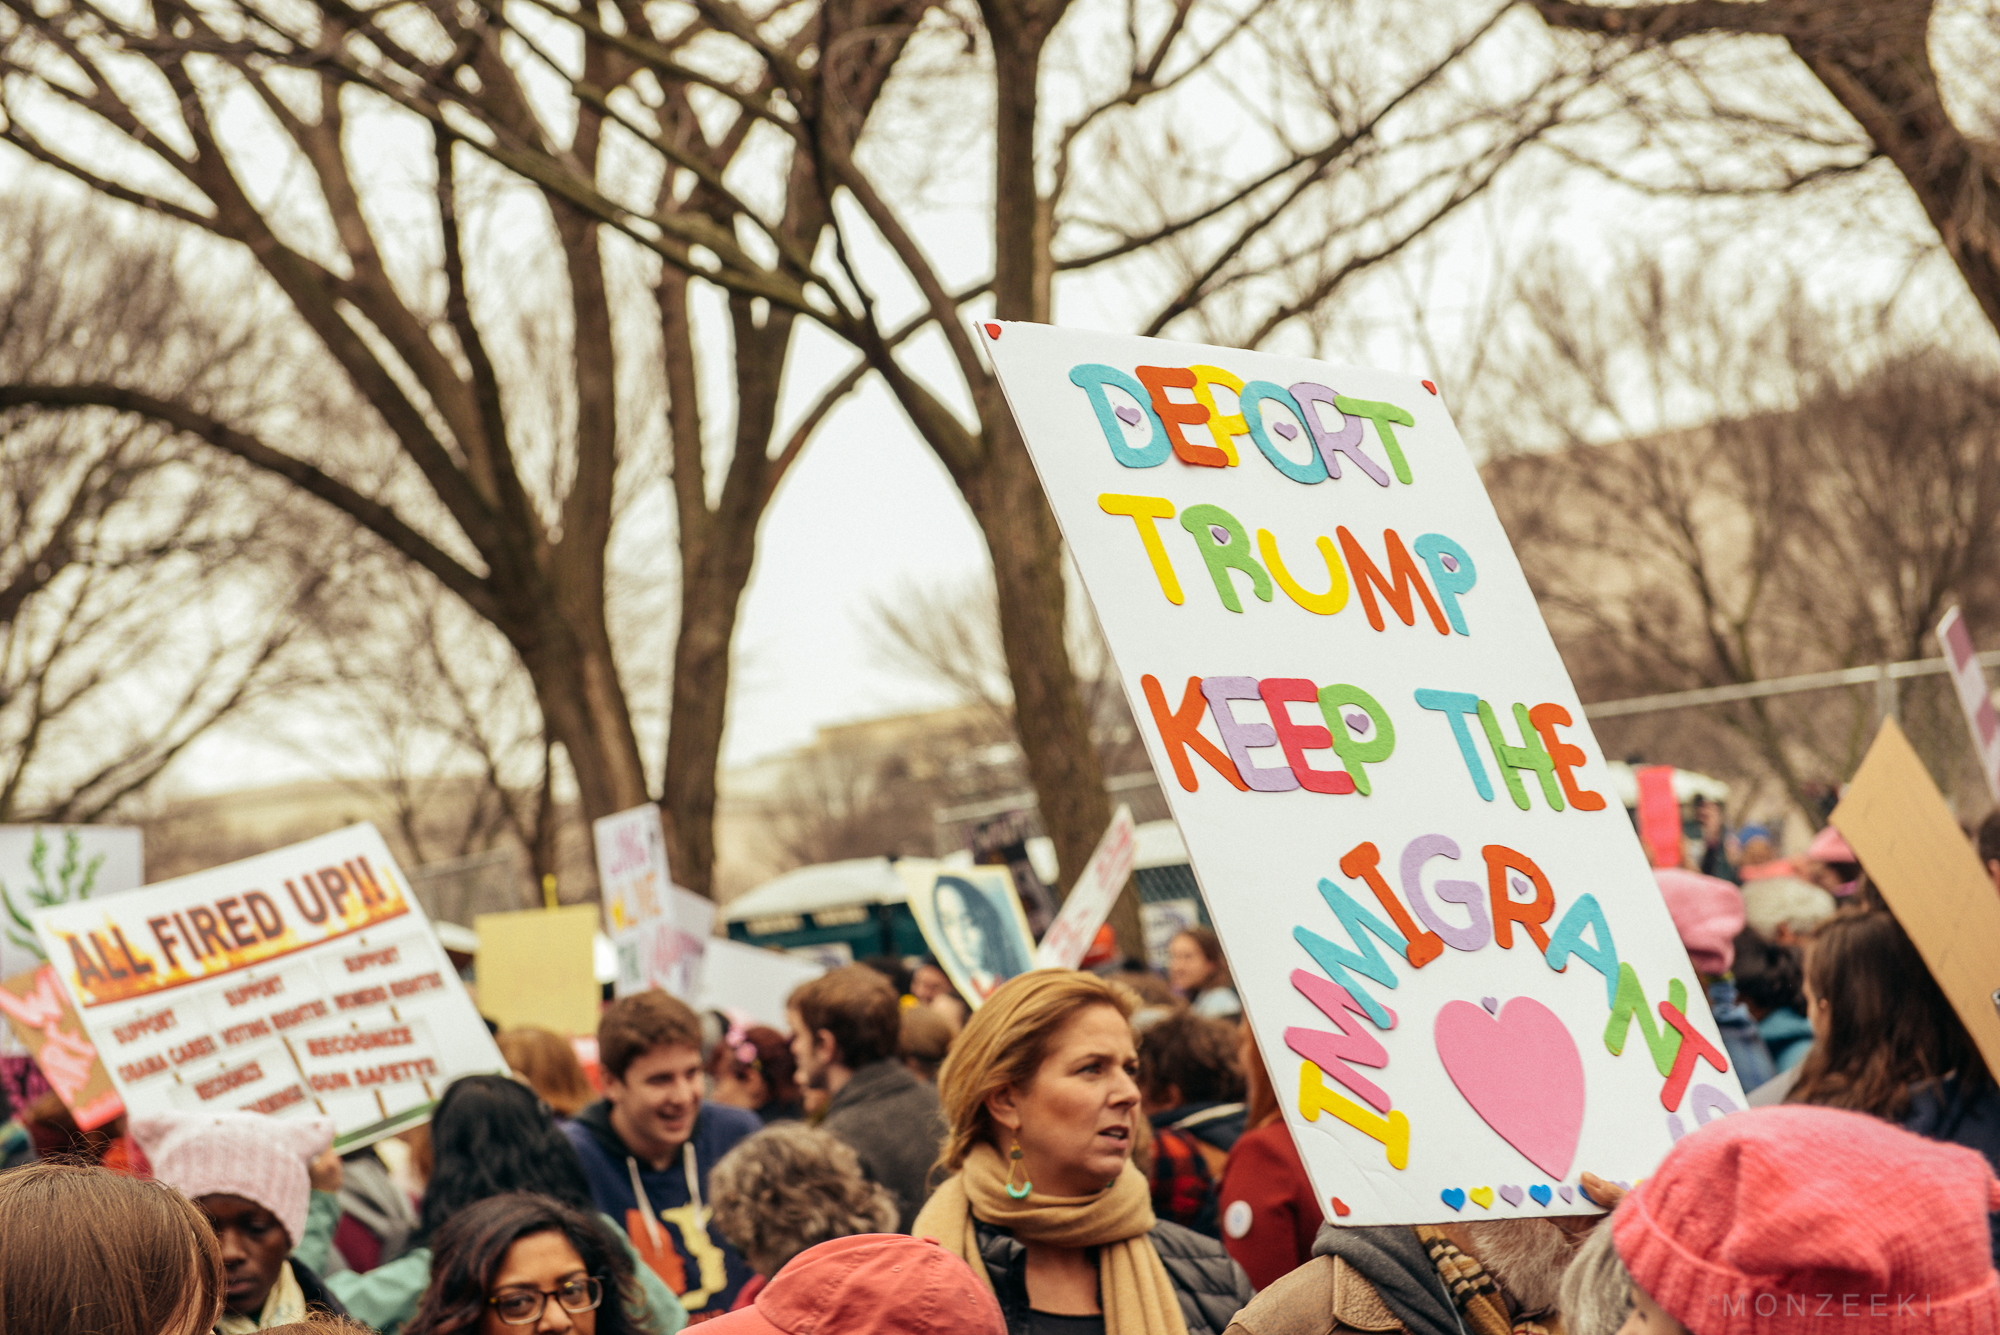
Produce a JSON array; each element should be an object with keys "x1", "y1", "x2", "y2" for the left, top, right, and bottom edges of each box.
[{"x1": 295, "y1": 1191, "x2": 688, "y2": 1335}]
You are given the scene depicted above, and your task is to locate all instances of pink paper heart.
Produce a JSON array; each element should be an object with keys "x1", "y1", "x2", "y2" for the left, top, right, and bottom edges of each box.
[
  {"x1": 1272, "y1": 421, "x2": 1299, "y2": 440},
  {"x1": 1434, "y1": 997, "x2": 1585, "y2": 1180},
  {"x1": 1114, "y1": 405, "x2": 1143, "y2": 426}
]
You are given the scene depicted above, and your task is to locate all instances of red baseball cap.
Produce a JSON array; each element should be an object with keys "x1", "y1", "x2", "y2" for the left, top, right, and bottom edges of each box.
[{"x1": 700, "y1": 1234, "x2": 1005, "y2": 1335}]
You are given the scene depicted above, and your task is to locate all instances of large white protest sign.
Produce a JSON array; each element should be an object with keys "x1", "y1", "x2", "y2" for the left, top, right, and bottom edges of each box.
[
  {"x1": 1035, "y1": 805, "x2": 1137, "y2": 970},
  {"x1": 986, "y1": 322, "x2": 1742, "y2": 1224},
  {"x1": 33, "y1": 824, "x2": 505, "y2": 1149},
  {"x1": 593, "y1": 804, "x2": 712, "y2": 999},
  {"x1": 1, "y1": 825, "x2": 144, "y2": 1058},
  {"x1": 696, "y1": 938, "x2": 828, "y2": 1030}
]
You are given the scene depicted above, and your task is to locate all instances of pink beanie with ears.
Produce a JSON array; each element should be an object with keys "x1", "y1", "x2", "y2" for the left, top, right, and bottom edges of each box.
[
  {"x1": 131, "y1": 1110, "x2": 334, "y2": 1247},
  {"x1": 1613, "y1": 1105, "x2": 2000, "y2": 1335}
]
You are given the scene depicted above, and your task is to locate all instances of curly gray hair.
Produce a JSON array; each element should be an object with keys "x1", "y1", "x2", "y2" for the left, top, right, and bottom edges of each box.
[
  {"x1": 708, "y1": 1123, "x2": 898, "y2": 1277},
  {"x1": 1557, "y1": 1218, "x2": 1633, "y2": 1335}
]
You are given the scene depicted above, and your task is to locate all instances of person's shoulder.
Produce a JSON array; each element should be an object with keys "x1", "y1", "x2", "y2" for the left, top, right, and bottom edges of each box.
[
  {"x1": 1221, "y1": 1256, "x2": 1351, "y2": 1335},
  {"x1": 700, "y1": 1100, "x2": 763, "y2": 1146},
  {"x1": 1150, "y1": 1217, "x2": 1234, "y2": 1261}
]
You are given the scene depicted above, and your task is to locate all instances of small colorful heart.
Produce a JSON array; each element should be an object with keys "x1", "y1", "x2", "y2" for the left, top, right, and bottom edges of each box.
[
  {"x1": 1469, "y1": 1186, "x2": 1494, "y2": 1209},
  {"x1": 1113, "y1": 405, "x2": 1143, "y2": 426},
  {"x1": 1272, "y1": 421, "x2": 1299, "y2": 440},
  {"x1": 1421, "y1": 380, "x2": 1437, "y2": 395},
  {"x1": 1440, "y1": 553, "x2": 1460, "y2": 573},
  {"x1": 983, "y1": 323, "x2": 1002, "y2": 339},
  {"x1": 1498, "y1": 1185, "x2": 1524, "y2": 1207},
  {"x1": 1479, "y1": 996, "x2": 1498, "y2": 1015},
  {"x1": 1557, "y1": 1185, "x2": 1574, "y2": 1203},
  {"x1": 1328, "y1": 1196, "x2": 1350, "y2": 1217},
  {"x1": 1529, "y1": 1185, "x2": 1553, "y2": 1206},
  {"x1": 1440, "y1": 1188, "x2": 1466, "y2": 1212},
  {"x1": 1344, "y1": 712, "x2": 1370, "y2": 734}
]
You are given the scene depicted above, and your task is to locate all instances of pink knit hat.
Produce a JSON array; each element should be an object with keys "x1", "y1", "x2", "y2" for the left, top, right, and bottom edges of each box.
[
  {"x1": 1653, "y1": 869, "x2": 1746, "y2": 975},
  {"x1": 131, "y1": 1110, "x2": 334, "y2": 1247},
  {"x1": 1613, "y1": 1105, "x2": 2000, "y2": 1334}
]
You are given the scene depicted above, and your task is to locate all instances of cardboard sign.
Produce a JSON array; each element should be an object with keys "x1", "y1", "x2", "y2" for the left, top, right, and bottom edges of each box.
[
  {"x1": 1036, "y1": 805, "x2": 1139, "y2": 969},
  {"x1": 593, "y1": 803, "x2": 713, "y2": 999},
  {"x1": 32, "y1": 824, "x2": 506, "y2": 1149},
  {"x1": 1830, "y1": 718, "x2": 2000, "y2": 1077},
  {"x1": 0, "y1": 965, "x2": 122, "y2": 1129},
  {"x1": 1937, "y1": 607, "x2": 2000, "y2": 803},
  {"x1": 902, "y1": 864, "x2": 1036, "y2": 1008},
  {"x1": 1, "y1": 825, "x2": 144, "y2": 1058},
  {"x1": 474, "y1": 904, "x2": 602, "y2": 1036},
  {"x1": 986, "y1": 323, "x2": 1741, "y2": 1224}
]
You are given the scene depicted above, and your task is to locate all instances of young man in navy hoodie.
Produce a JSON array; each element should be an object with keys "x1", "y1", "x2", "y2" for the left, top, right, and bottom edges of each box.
[{"x1": 564, "y1": 989, "x2": 760, "y2": 1320}]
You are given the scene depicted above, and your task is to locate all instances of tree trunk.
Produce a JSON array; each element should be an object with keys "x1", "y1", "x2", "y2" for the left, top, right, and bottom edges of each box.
[{"x1": 514, "y1": 600, "x2": 650, "y2": 838}]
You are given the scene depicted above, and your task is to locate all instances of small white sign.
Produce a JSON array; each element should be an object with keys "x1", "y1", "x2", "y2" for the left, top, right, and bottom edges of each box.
[
  {"x1": 1036, "y1": 805, "x2": 1139, "y2": 969},
  {"x1": 32, "y1": 824, "x2": 505, "y2": 1149},
  {"x1": 593, "y1": 804, "x2": 713, "y2": 999}
]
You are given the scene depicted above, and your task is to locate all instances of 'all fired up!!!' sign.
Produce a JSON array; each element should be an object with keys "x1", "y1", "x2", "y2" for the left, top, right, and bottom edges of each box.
[
  {"x1": 987, "y1": 322, "x2": 1744, "y2": 1225},
  {"x1": 33, "y1": 825, "x2": 505, "y2": 1149}
]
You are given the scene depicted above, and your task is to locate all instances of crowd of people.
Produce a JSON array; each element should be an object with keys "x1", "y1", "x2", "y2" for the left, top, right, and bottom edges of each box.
[{"x1": 3, "y1": 839, "x2": 1999, "y2": 1335}]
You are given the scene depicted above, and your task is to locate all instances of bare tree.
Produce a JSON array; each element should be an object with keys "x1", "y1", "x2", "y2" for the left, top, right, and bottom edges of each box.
[
  {"x1": 1480, "y1": 251, "x2": 2000, "y2": 820},
  {"x1": 1530, "y1": 1, "x2": 2000, "y2": 339},
  {"x1": 0, "y1": 0, "x2": 1618, "y2": 919},
  {"x1": 0, "y1": 202, "x2": 342, "y2": 821}
]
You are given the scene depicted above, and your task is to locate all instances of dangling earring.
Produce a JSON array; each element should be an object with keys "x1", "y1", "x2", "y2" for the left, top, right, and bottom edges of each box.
[{"x1": 1005, "y1": 1142, "x2": 1033, "y2": 1199}]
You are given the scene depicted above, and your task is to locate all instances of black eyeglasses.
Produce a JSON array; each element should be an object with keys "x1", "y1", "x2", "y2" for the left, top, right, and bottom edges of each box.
[{"x1": 488, "y1": 1275, "x2": 603, "y2": 1325}]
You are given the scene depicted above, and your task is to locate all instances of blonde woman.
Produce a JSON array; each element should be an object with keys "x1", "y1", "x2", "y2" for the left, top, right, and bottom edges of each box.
[{"x1": 914, "y1": 971, "x2": 1254, "y2": 1335}]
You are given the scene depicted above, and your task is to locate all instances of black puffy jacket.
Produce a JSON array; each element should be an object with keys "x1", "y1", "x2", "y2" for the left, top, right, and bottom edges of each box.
[{"x1": 972, "y1": 1216, "x2": 1256, "y2": 1335}]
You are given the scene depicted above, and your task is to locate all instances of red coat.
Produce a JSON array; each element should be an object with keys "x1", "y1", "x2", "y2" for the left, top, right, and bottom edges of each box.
[{"x1": 1216, "y1": 1119, "x2": 1321, "y2": 1291}]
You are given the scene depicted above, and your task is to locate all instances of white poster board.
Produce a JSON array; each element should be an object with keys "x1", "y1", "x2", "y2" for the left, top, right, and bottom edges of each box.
[
  {"x1": 696, "y1": 938, "x2": 829, "y2": 1030},
  {"x1": 32, "y1": 824, "x2": 506, "y2": 1149},
  {"x1": 1, "y1": 825, "x2": 144, "y2": 1058},
  {"x1": 986, "y1": 322, "x2": 1741, "y2": 1224},
  {"x1": 593, "y1": 804, "x2": 713, "y2": 1000},
  {"x1": 901, "y1": 864, "x2": 1036, "y2": 1008},
  {"x1": 1036, "y1": 805, "x2": 1138, "y2": 969},
  {"x1": 1937, "y1": 607, "x2": 2000, "y2": 803}
]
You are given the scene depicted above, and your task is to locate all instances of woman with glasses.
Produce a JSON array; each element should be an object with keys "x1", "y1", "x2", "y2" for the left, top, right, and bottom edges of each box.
[
  {"x1": 404, "y1": 1193, "x2": 631, "y2": 1335},
  {"x1": 297, "y1": 1076, "x2": 686, "y2": 1334}
]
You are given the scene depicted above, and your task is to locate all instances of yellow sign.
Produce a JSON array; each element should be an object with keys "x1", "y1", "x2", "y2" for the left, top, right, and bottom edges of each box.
[
  {"x1": 474, "y1": 904, "x2": 601, "y2": 1036},
  {"x1": 1831, "y1": 719, "x2": 2000, "y2": 1079}
]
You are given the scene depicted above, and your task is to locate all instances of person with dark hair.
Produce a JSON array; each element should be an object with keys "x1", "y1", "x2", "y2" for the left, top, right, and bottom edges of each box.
[
  {"x1": 1729, "y1": 927, "x2": 1813, "y2": 1073},
  {"x1": 0, "y1": 1160, "x2": 224, "y2": 1335},
  {"x1": 564, "y1": 989, "x2": 759, "y2": 1320},
  {"x1": 299, "y1": 1075, "x2": 687, "y2": 1334},
  {"x1": 405, "y1": 1193, "x2": 637, "y2": 1335},
  {"x1": 1137, "y1": 1013, "x2": 1246, "y2": 1237},
  {"x1": 788, "y1": 964, "x2": 946, "y2": 1232},
  {"x1": 130, "y1": 1110, "x2": 349, "y2": 1331},
  {"x1": 1780, "y1": 908, "x2": 2000, "y2": 1212},
  {"x1": 1980, "y1": 808, "x2": 2000, "y2": 895},
  {"x1": 931, "y1": 877, "x2": 1031, "y2": 997},
  {"x1": 1166, "y1": 929, "x2": 1239, "y2": 1020},
  {"x1": 706, "y1": 1020, "x2": 802, "y2": 1125}
]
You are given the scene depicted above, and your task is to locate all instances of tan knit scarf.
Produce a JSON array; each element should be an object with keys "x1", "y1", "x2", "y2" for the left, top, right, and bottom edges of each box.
[{"x1": 913, "y1": 1143, "x2": 1188, "y2": 1335}]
